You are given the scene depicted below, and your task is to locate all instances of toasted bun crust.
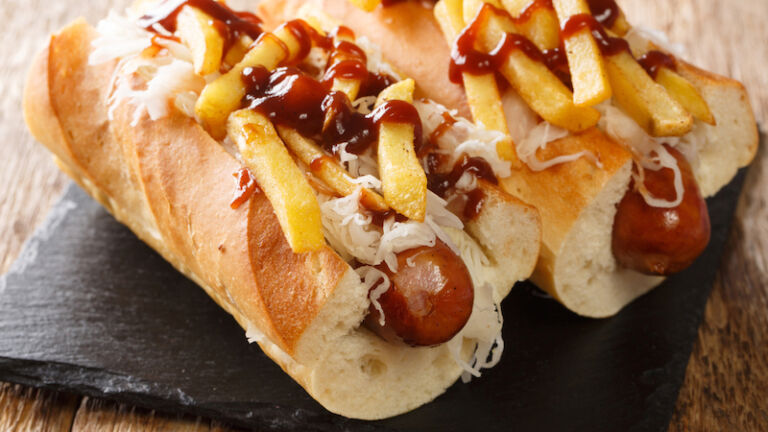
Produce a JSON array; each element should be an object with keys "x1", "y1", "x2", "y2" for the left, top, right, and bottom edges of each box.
[
  {"x1": 260, "y1": 0, "x2": 759, "y2": 317},
  {"x1": 24, "y1": 19, "x2": 541, "y2": 419}
]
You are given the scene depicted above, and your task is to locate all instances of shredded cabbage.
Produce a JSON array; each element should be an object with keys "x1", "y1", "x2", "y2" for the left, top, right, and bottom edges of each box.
[
  {"x1": 415, "y1": 100, "x2": 512, "y2": 179},
  {"x1": 356, "y1": 36, "x2": 402, "y2": 81},
  {"x1": 356, "y1": 266, "x2": 391, "y2": 326},
  {"x1": 444, "y1": 229, "x2": 505, "y2": 381},
  {"x1": 319, "y1": 189, "x2": 462, "y2": 272},
  {"x1": 91, "y1": 10, "x2": 202, "y2": 126},
  {"x1": 598, "y1": 103, "x2": 685, "y2": 208},
  {"x1": 89, "y1": 10, "x2": 152, "y2": 65}
]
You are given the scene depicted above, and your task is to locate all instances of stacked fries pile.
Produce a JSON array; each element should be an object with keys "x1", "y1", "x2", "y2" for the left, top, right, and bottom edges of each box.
[
  {"x1": 171, "y1": 5, "x2": 427, "y2": 253},
  {"x1": 422, "y1": 0, "x2": 715, "y2": 159}
]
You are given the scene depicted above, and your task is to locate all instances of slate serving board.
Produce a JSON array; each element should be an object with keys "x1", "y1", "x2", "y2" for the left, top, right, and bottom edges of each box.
[{"x1": 0, "y1": 166, "x2": 748, "y2": 432}]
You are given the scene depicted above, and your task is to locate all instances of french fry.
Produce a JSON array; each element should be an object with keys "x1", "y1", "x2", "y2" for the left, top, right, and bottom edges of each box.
[
  {"x1": 375, "y1": 78, "x2": 415, "y2": 106},
  {"x1": 462, "y1": 0, "x2": 503, "y2": 24},
  {"x1": 177, "y1": 6, "x2": 224, "y2": 75},
  {"x1": 434, "y1": 0, "x2": 517, "y2": 161},
  {"x1": 605, "y1": 51, "x2": 693, "y2": 136},
  {"x1": 375, "y1": 81, "x2": 427, "y2": 221},
  {"x1": 277, "y1": 126, "x2": 389, "y2": 212},
  {"x1": 196, "y1": 34, "x2": 288, "y2": 139},
  {"x1": 500, "y1": 0, "x2": 560, "y2": 51},
  {"x1": 655, "y1": 67, "x2": 715, "y2": 125},
  {"x1": 607, "y1": 9, "x2": 631, "y2": 36},
  {"x1": 552, "y1": 0, "x2": 611, "y2": 107},
  {"x1": 480, "y1": 14, "x2": 601, "y2": 131},
  {"x1": 329, "y1": 29, "x2": 362, "y2": 101},
  {"x1": 196, "y1": 26, "x2": 308, "y2": 139},
  {"x1": 222, "y1": 35, "x2": 253, "y2": 67},
  {"x1": 347, "y1": 0, "x2": 382, "y2": 12},
  {"x1": 228, "y1": 110, "x2": 325, "y2": 253},
  {"x1": 296, "y1": 4, "x2": 340, "y2": 32},
  {"x1": 630, "y1": 46, "x2": 715, "y2": 126}
]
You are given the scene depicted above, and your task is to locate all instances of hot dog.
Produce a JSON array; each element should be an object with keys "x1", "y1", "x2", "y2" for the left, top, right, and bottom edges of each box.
[
  {"x1": 23, "y1": 0, "x2": 542, "y2": 420},
  {"x1": 259, "y1": 0, "x2": 758, "y2": 317}
]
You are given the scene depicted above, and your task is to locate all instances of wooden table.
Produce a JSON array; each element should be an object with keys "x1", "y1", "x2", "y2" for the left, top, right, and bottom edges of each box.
[{"x1": 1, "y1": 0, "x2": 766, "y2": 430}]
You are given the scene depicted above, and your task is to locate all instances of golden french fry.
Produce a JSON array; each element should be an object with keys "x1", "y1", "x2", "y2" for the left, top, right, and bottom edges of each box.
[
  {"x1": 463, "y1": 0, "x2": 502, "y2": 23},
  {"x1": 605, "y1": 51, "x2": 693, "y2": 136},
  {"x1": 296, "y1": 4, "x2": 339, "y2": 32},
  {"x1": 347, "y1": 0, "x2": 382, "y2": 12},
  {"x1": 379, "y1": 123, "x2": 427, "y2": 221},
  {"x1": 277, "y1": 126, "x2": 389, "y2": 212},
  {"x1": 435, "y1": 0, "x2": 465, "y2": 36},
  {"x1": 228, "y1": 110, "x2": 325, "y2": 253},
  {"x1": 435, "y1": 0, "x2": 517, "y2": 161},
  {"x1": 552, "y1": 0, "x2": 611, "y2": 107},
  {"x1": 222, "y1": 35, "x2": 253, "y2": 67},
  {"x1": 655, "y1": 67, "x2": 715, "y2": 125},
  {"x1": 500, "y1": 0, "x2": 560, "y2": 51},
  {"x1": 196, "y1": 25, "x2": 309, "y2": 139},
  {"x1": 196, "y1": 34, "x2": 288, "y2": 139},
  {"x1": 630, "y1": 45, "x2": 715, "y2": 126},
  {"x1": 450, "y1": 0, "x2": 510, "y2": 132},
  {"x1": 375, "y1": 78, "x2": 415, "y2": 106},
  {"x1": 608, "y1": 9, "x2": 631, "y2": 36},
  {"x1": 480, "y1": 15, "x2": 601, "y2": 131},
  {"x1": 177, "y1": 6, "x2": 224, "y2": 75},
  {"x1": 329, "y1": 29, "x2": 362, "y2": 100},
  {"x1": 375, "y1": 81, "x2": 427, "y2": 221},
  {"x1": 331, "y1": 79, "x2": 361, "y2": 100}
]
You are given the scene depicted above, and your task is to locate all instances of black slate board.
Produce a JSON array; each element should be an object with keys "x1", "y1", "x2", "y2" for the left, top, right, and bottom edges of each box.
[{"x1": 0, "y1": 166, "x2": 748, "y2": 432}]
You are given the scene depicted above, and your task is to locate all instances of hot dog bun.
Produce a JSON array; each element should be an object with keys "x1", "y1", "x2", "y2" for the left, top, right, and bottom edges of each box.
[
  {"x1": 23, "y1": 18, "x2": 541, "y2": 419},
  {"x1": 259, "y1": 0, "x2": 758, "y2": 317}
]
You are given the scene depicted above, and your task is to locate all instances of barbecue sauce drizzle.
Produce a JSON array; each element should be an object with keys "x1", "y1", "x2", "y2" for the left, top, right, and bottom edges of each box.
[
  {"x1": 449, "y1": 0, "x2": 628, "y2": 87},
  {"x1": 586, "y1": 0, "x2": 621, "y2": 29},
  {"x1": 560, "y1": 14, "x2": 630, "y2": 56},
  {"x1": 240, "y1": 66, "x2": 421, "y2": 157},
  {"x1": 230, "y1": 168, "x2": 259, "y2": 209},
  {"x1": 138, "y1": 0, "x2": 263, "y2": 53},
  {"x1": 637, "y1": 50, "x2": 678, "y2": 79}
]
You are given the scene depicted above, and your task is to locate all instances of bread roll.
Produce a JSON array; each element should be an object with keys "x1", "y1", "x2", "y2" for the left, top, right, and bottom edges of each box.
[{"x1": 23, "y1": 16, "x2": 542, "y2": 419}]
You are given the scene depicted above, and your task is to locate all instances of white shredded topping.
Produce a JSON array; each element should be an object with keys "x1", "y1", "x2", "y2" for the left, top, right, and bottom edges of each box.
[
  {"x1": 356, "y1": 266, "x2": 391, "y2": 326},
  {"x1": 415, "y1": 100, "x2": 511, "y2": 179},
  {"x1": 305, "y1": 46, "x2": 329, "y2": 79},
  {"x1": 519, "y1": 122, "x2": 587, "y2": 171},
  {"x1": 344, "y1": 148, "x2": 380, "y2": 179},
  {"x1": 89, "y1": 10, "x2": 152, "y2": 65},
  {"x1": 349, "y1": 174, "x2": 382, "y2": 190},
  {"x1": 352, "y1": 95, "x2": 378, "y2": 115},
  {"x1": 108, "y1": 57, "x2": 204, "y2": 126},
  {"x1": 91, "y1": 10, "x2": 202, "y2": 126},
  {"x1": 633, "y1": 145, "x2": 685, "y2": 208},
  {"x1": 454, "y1": 171, "x2": 478, "y2": 192},
  {"x1": 501, "y1": 90, "x2": 539, "y2": 144},
  {"x1": 598, "y1": 103, "x2": 684, "y2": 208},
  {"x1": 356, "y1": 36, "x2": 402, "y2": 81},
  {"x1": 452, "y1": 283, "x2": 505, "y2": 382},
  {"x1": 443, "y1": 229, "x2": 504, "y2": 381},
  {"x1": 319, "y1": 189, "x2": 462, "y2": 272}
]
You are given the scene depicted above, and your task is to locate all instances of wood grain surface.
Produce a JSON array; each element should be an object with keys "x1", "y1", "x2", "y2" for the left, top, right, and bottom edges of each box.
[{"x1": 0, "y1": 0, "x2": 766, "y2": 430}]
